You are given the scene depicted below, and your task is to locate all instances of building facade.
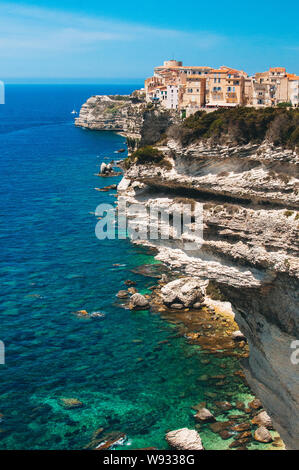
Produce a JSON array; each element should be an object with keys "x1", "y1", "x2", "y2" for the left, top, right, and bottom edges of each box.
[{"x1": 144, "y1": 60, "x2": 298, "y2": 114}]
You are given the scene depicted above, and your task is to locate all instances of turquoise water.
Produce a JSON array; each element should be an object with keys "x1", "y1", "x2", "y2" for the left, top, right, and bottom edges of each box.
[{"x1": 0, "y1": 85, "x2": 268, "y2": 450}]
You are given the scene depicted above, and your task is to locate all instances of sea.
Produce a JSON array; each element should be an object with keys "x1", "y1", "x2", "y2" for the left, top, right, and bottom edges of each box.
[{"x1": 0, "y1": 84, "x2": 271, "y2": 450}]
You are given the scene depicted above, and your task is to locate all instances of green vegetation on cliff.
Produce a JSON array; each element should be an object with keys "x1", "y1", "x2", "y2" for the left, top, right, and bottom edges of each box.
[
  {"x1": 168, "y1": 107, "x2": 299, "y2": 149},
  {"x1": 124, "y1": 145, "x2": 171, "y2": 169}
]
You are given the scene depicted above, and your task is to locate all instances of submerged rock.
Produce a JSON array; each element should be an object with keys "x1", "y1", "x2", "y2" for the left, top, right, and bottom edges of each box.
[
  {"x1": 165, "y1": 428, "x2": 204, "y2": 450},
  {"x1": 215, "y1": 401, "x2": 233, "y2": 411},
  {"x1": 248, "y1": 398, "x2": 263, "y2": 410},
  {"x1": 210, "y1": 421, "x2": 234, "y2": 433},
  {"x1": 254, "y1": 426, "x2": 273, "y2": 443},
  {"x1": 76, "y1": 310, "x2": 89, "y2": 317},
  {"x1": 194, "y1": 408, "x2": 216, "y2": 423},
  {"x1": 95, "y1": 431, "x2": 127, "y2": 450},
  {"x1": 116, "y1": 290, "x2": 129, "y2": 299},
  {"x1": 60, "y1": 398, "x2": 84, "y2": 409},
  {"x1": 219, "y1": 430, "x2": 234, "y2": 440},
  {"x1": 90, "y1": 312, "x2": 105, "y2": 319},
  {"x1": 235, "y1": 401, "x2": 246, "y2": 411},
  {"x1": 124, "y1": 280, "x2": 137, "y2": 286},
  {"x1": 95, "y1": 184, "x2": 117, "y2": 192},
  {"x1": 231, "y1": 422, "x2": 251, "y2": 432}
]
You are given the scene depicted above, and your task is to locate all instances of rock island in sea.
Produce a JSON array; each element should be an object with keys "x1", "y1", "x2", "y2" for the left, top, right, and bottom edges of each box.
[{"x1": 75, "y1": 91, "x2": 298, "y2": 450}]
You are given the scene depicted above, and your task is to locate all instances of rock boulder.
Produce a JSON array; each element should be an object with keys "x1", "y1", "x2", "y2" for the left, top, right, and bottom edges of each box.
[
  {"x1": 254, "y1": 426, "x2": 273, "y2": 443},
  {"x1": 129, "y1": 293, "x2": 149, "y2": 310},
  {"x1": 165, "y1": 428, "x2": 204, "y2": 450},
  {"x1": 252, "y1": 411, "x2": 273, "y2": 429},
  {"x1": 194, "y1": 408, "x2": 216, "y2": 423},
  {"x1": 161, "y1": 278, "x2": 205, "y2": 308}
]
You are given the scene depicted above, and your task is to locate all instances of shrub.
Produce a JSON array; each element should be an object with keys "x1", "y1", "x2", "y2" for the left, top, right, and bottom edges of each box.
[
  {"x1": 284, "y1": 210, "x2": 294, "y2": 217},
  {"x1": 124, "y1": 146, "x2": 171, "y2": 169},
  {"x1": 277, "y1": 102, "x2": 292, "y2": 108},
  {"x1": 175, "y1": 107, "x2": 299, "y2": 150}
]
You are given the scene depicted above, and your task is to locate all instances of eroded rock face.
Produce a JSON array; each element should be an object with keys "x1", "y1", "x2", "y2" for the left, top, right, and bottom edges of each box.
[
  {"x1": 161, "y1": 278, "x2": 205, "y2": 308},
  {"x1": 165, "y1": 428, "x2": 204, "y2": 450},
  {"x1": 119, "y1": 138, "x2": 299, "y2": 449},
  {"x1": 75, "y1": 95, "x2": 144, "y2": 141},
  {"x1": 75, "y1": 96, "x2": 179, "y2": 150}
]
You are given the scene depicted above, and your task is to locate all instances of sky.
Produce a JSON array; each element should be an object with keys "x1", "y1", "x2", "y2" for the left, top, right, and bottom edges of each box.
[{"x1": 0, "y1": 0, "x2": 298, "y2": 83}]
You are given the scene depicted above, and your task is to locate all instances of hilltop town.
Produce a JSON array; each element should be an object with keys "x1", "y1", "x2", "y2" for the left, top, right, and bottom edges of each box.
[{"x1": 144, "y1": 60, "x2": 299, "y2": 116}]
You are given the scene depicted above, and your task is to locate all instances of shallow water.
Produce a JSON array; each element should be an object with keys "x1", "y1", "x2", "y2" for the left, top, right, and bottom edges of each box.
[{"x1": 0, "y1": 85, "x2": 276, "y2": 450}]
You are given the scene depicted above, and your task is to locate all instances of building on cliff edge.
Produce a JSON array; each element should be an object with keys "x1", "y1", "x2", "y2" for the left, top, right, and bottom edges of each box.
[{"x1": 144, "y1": 60, "x2": 299, "y2": 116}]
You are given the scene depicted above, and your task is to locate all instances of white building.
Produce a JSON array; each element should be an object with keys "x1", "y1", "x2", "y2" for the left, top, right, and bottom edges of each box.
[
  {"x1": 166, "y1": 85, "x2": 179, "y2": 109},
  {"x1": 288, "y1": 77, "x2": 299, "y2": 107}
]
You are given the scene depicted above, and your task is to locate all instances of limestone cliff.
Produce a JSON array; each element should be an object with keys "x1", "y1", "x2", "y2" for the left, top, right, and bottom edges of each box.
[
  {"x1": 75, "y1": 94, "x2": 177, "y2": 150},
  {"x1": 78, "y1": 96, "x2": 299, "y2": 449},
  {"x1": 119, "y1": 138, "x2": 299, "y2": 449}
]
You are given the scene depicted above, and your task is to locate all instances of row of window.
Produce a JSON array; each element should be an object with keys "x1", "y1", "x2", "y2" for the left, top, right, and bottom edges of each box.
[{"x1": 183, "y1": 70, "x2": 209, "y2": 75}]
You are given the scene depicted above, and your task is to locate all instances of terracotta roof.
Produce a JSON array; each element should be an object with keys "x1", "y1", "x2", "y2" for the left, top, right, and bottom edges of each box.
[
  {"x1": 155, "y1": 65, "x2": 211, "y2": 70},
  {"x1": 287, "y1": 73, "x2": 299, "y2": 80},
  {"x1": 269, "y1": 67, "x2": 286, "y2": 72}
]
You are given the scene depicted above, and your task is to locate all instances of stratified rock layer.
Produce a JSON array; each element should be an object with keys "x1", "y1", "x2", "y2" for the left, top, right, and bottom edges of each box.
[
  {"x1": 75, "y1": 95, "x2": 144, "y2": 141},
  {"x1": 119, "y1": 138, "x2": 299, "y2": 449}
]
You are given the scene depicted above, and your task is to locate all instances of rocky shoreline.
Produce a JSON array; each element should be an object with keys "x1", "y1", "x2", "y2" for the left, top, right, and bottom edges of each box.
[
  {"x1": 117, "y1": 139, "x2": 298, "y2": 449},
  {"x1": 113, "y1": 268, "x2": 284, "y2": 450},
  {"x1": 76, "y1": 95, "x2": 298, "y2": 449}
]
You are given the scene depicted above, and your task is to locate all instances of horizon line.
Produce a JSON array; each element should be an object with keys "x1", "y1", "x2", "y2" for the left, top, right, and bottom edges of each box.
[{"x1": 2, "y1": 78, "x2": 145, "y2": 85}]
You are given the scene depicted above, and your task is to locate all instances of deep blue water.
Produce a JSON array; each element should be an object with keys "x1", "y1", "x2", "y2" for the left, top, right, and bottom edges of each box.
[{"x1": 0, "y1": 85, "x2": 264, "y2": 450}]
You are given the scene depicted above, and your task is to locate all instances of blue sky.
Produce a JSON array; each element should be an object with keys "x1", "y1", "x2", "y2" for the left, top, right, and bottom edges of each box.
[{"x1": 0, "y1": 1, "x2": 298, "y2": 82}]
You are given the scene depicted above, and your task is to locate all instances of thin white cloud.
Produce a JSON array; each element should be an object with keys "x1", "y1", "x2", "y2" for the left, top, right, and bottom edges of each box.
[{"x1": 0, "y1": 2, "x2": 225, "y2": 56}]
